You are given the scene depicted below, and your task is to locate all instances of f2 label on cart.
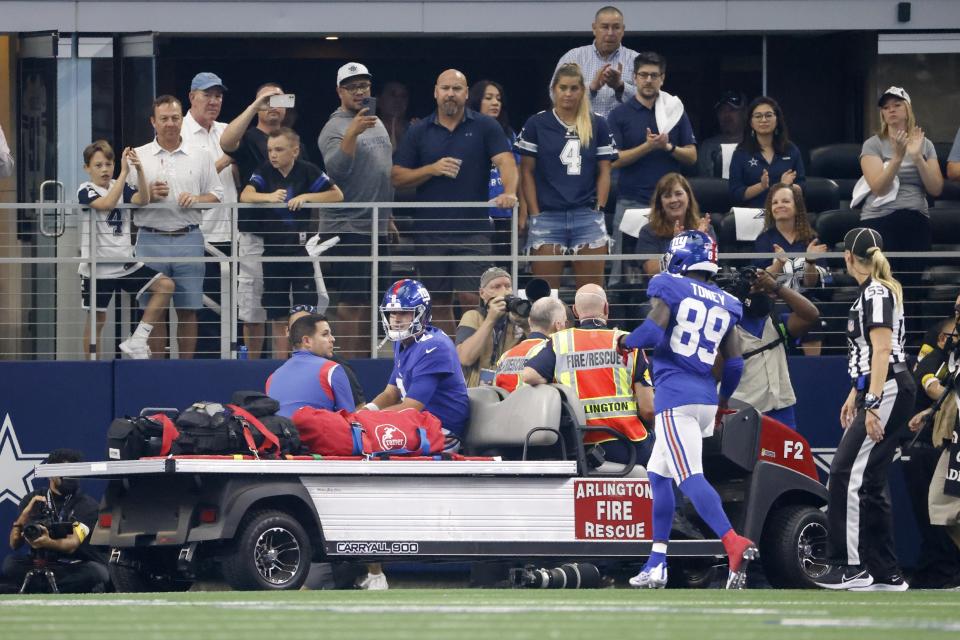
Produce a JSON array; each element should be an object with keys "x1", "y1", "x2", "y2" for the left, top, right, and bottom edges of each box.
[{"x1": 574, "y1": 479, "x2": 653, "y2": 540}]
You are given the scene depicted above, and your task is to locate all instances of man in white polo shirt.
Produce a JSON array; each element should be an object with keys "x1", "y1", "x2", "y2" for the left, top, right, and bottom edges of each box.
[{"x1": 128, "y1": 94, "x2": 223, "y2": 358}]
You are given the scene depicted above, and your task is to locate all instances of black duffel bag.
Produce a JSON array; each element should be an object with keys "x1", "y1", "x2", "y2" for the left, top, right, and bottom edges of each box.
[
  {"x1": 106, "y1": 413, "x2": 179, "y2": 460},
  {"x1": 258, "y1": 414, "x2": 305, "y2": 456},
  {"x1": 173, "y1": 402, "x2": 282, "y2": 458},
  {"x1": 230, "y1": 390, "x2": 281, "y2": 418}
]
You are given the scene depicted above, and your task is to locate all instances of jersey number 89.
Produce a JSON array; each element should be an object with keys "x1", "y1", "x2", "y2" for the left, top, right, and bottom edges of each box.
[{"x1": 669, "y1": 298, "x2": 731, "y2": 365}]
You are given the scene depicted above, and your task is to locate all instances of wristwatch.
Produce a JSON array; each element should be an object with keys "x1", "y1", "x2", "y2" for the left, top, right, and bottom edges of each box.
[
  {"x1": 666, "y1": 143, "x2": 676, "y2": 153},
  {"x1": 863, "y1": 392, "x2": 882, "y2": 410}
]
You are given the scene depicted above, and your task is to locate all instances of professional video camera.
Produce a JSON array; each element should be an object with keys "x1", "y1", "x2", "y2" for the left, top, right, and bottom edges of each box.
[
  {"x1": 509, "y1": 562, "x2": 602, "y2": 589},
  {"x1": 715, "y1": 265, "x2": 758, "y2": 302},
  {"x1": 21, "y1": 498, "x2": 73, "y2": 544}
]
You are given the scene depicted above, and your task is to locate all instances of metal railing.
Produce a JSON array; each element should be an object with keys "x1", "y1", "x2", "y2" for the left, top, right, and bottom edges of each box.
[{"x1": 0, "y1": 200, "x2": 958, "y2": 360}]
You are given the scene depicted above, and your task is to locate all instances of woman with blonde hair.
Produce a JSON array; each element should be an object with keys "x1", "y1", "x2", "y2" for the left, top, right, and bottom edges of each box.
[
  {"x1": 633, "y1": 172, "x2": 712, "y2": 275},
  {"x1": 860, "y1": 87, "x2": 943, "y2": 331},
  {"x1": 516, "y1": 63, "x2": 618, "y2": 289},
  {"x1": 815, "y1": 227, "x2": 916, "y2": 592}
]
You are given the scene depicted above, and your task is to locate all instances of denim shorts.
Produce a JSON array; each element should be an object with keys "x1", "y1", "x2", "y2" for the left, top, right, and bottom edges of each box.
[
  {"x1": 135, "y1": 227, "x2": 204, "y2": 309},
  {"x1": 525, "y1": 207, "x2": 609, "y2": 254}
]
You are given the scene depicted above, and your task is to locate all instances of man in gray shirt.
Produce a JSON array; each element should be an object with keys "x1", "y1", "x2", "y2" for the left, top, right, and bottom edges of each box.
[{"x1": 317, "y1": 62, "x2": 394, "y2": 357}]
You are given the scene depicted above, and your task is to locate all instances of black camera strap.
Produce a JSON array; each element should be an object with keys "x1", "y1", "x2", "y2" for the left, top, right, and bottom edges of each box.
[{"x1": 742, "y1": 316, "x2": 789, "y2": 360}]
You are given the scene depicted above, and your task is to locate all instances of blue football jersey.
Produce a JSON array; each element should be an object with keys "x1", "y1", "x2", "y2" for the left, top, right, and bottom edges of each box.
[
  {"x1": 646, "y1": 272, "x2": 743, "y2": 413},
  {"x1": 390, "y1": 326, "x2": 470, "y2": 437}
]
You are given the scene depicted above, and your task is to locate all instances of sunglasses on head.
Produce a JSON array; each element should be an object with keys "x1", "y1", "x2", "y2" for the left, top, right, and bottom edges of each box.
[{"x1": 290, "y1": 304, "x2": 317, "y2": 314}]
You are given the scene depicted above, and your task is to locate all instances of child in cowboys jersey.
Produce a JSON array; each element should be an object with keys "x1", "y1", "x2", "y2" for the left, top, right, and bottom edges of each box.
[{"x1": 78, "y1": 140, "x2": 174, "y2": 358}]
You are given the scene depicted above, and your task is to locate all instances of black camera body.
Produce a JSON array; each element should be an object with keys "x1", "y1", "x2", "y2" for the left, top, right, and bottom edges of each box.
[
  {"x1": 502, "y1": 295, "x2": 532, "y2": 318},
  {"x1": 22, "y1": 501, "x2": 72, "y2": 543},
  {"x1": 716, "y1": 266, "x2": 758, "y2": 302}
]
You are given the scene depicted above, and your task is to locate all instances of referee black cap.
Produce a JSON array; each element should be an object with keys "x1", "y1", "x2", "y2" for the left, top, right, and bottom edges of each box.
[{"x1": 844, "y1": 227, "x2": 883, "y2": 258}]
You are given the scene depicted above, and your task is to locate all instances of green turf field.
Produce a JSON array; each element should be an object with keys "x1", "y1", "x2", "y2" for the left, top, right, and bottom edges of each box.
[{"x1": 2, "y1": 589, "x2": 959, "y2": 639}]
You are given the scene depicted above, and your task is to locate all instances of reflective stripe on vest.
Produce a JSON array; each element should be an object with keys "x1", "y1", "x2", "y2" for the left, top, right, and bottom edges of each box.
[
  {"x1": 494, "y1": 337, "x2": 546, "y2": 393},
  {"x1": 551, "y1": 328, "x2": 648, "y2": 444}
]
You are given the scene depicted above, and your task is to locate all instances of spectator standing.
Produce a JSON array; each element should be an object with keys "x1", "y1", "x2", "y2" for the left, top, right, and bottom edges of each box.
[
  {"x1": 553, "y1": 5, "x2": 639, "y2": 118},
  {"x1": 495, "y1": 296, "x2": 568, "y2": 393},
  {"x1": 239, "y1": 128, "x2": 343, "y2": 358},
  {"x1": 859, "y1": 87, "x2": 943, "y2": 332},
  {"x1": 607, "y1": 52, "x2": 696, "y2": 286},
  {"x1": 392, "y1": 69, "x2": 518, "y2": 335},
  {"x1": 182, "y1": 72, "x2": 241, "y2": 358},
  {"x1": 317, "y1": 62, "x2": 395, "y2": 358},
  {"x1": 128, "y1": 95, "x2": 224, "y2": 359},
  {"x1": 78, "y1": 141, "x2": 174, "y2": 359},
  {"x1": 221, "y1": 83, "x2": 309, "y2": 358},
  {"x1": 948, "y1": 124, "x2": 960, "y2": 182},
  {"x1": 517, "y1": 63, "x2": 618, "y2": 290},
  {"x1": 0, "y1": 122, "x2": 13, "y2": 178},
  {"x1": 455, "y1": 267, "x2": 526, "y2": 387},
  {"x1": 468, "y1": 80, "x2": 525, "y2": 259},
  {"x1": 634, "y1": 172, "x2": 713, "y2": 276},
  {"x1": 729, "y1": 97, "x2": 805, "y2": 208},
  {"x1": 379, "y1": 81, "x2": 412, "y2": 151},
  {"x1": 697, "y1": 91, "x2": 746, "y2": 178}
]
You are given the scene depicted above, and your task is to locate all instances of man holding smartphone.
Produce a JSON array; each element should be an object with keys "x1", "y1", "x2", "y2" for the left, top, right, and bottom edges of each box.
[{"x1": 317, "y1": 62, "x2": 395, "y2": 357}]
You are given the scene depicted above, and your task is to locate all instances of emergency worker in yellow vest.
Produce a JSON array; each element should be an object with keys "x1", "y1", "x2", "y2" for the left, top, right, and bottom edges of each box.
[
  {"x1": 523, "y1": 283, "x2": 654, "y2": 466},
  {"x1": 494, "y1": 297, "x2": 568, "y2": 393}
]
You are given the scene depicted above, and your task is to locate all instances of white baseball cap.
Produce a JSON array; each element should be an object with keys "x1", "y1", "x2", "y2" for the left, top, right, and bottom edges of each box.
[
  {"x1": 878, "y1": 86, "x2": 910, "y2": 106},
  {"x1": 337, "y1": 62, "x2": 372, "y2": 87}
]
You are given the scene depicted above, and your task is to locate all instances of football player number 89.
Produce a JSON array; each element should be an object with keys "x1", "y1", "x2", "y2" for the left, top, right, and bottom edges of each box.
[
  {"x1": 559, "y1": 139, "x2": 582, "y2": 175},
  {"x1": 669, "y1": 298, "x2": 731, "y2": 365}
]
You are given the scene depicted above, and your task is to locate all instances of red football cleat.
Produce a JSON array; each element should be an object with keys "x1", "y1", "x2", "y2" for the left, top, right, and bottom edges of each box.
[{"x1": 722, "y1": 532, "x2": 758, "y2": 590}]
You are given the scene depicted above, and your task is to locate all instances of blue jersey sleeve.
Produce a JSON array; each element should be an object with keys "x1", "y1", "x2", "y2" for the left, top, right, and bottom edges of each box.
[
  {"x1": 306, "y1": 164, "x2": 334, "y2": 193},
  {"x1": 404, "y1": 372, "x2": 444, "y2": 407},
  {"x1": 594, "y1": 116, "x2": 619, "y2": 162},
  {"x1": 389, "y1": 361, "x2": 401, "y2": 388},
  {"x1": 330, "y1": 365, "x2": 355, "y2": 412},
  {"x1": 515, "y1": 114, "x2": 540, "y2": 158},
  {"x1": 646, "y1": 272, "x2": 681, "y2": 308},
  {"x1": 77, "y1": 185, "x2": 99, "y2": 206},
  {"x1": 122, "y1": 183, "x2": 137, "y2": 203}
]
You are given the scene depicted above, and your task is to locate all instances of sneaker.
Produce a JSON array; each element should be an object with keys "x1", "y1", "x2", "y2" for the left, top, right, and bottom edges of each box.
[
  {"x1": 850, "y1": 573, "x2": 908, "y2": 592},
  {"x1": 629, "y1": 562, "x2": 668, "y2": 589},
  {"x1": 813, "y1": 565, "x2": 874, "y2": 590},
  {"x1": 723, "y1": 534, "x2": 759, "y2": 590},
  {"x1": 356, "y1": 572, "x2": 388, "y2": 590},
  {"x1": 119, "y1": 338, "x2": 151, "y2": 360}
]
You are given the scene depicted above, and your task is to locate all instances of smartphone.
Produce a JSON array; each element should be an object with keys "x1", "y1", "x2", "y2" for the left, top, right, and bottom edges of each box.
[
  {"x1": 269, "y1": 94, "x2": 296, "y2": 109},
  {"x1": 360, "y1": 96, "x2": 377, "y2": 115}
]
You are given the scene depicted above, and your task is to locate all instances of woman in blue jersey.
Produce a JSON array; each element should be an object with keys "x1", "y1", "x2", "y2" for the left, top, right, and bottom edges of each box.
[
  {"x1": 469, "y1": 80, "x2": 525, "y2": 260},
  {"x1": 516, "y1": 63, "x2": 618, "y2": 289}
]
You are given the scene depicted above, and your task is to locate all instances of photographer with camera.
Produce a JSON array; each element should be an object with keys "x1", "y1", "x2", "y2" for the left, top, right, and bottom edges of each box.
[
  {"x1": 724, "y1": 266, "x2": 819, "y2": 429},
  {"x1": 455, "y1": 267, "x2": 529, "y2": 387},
  {"x1": 3, "y1": 449, "x2": 108, "y2": 593}
]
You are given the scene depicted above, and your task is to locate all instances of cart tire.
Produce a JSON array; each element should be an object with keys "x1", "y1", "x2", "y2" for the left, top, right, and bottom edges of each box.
[
  {"x1": 760, "y1": 504, "x2": 829, "y2": 588},
  {"x1": 222, "y1": 509, "x2": 312, "y2": 591},
  {"x1": 666, "y1": 558, "x2": 718, "y2": 589}
]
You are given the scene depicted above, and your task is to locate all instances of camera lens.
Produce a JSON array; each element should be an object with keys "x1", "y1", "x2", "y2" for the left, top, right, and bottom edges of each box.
[
  {"x1": 504, "y1": 295, "x2": 532, "y2": 317},
  {"x1": 22, "y1": 523, "x2": 42, "y2": 541}
]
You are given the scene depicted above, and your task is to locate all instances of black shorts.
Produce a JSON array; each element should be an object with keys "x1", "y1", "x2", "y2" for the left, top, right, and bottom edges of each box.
[
  {"x1": 81, "y1": 265, "x2": 162, "y2": 311},
  {"x1": 415, "y1": 233, "x2": 492, "y2": 296},
  {"x1": 262, "y1": 256, "x2": 317, "y2": 320},
  {"x1": 318, "y1": 232, "x2": 392, "y2": 304}
]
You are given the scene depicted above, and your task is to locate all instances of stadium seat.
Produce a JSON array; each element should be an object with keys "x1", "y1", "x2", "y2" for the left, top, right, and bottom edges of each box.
[
  {"x1": 802, "y1": 177, "x2": 840, "y2": 213},
  {"x1": 815, "y1": 208, "x2": 860, "y2": 250},
  {"x1": 718, "y1": 212, "x2": 754, "y2": 254},
  {"x1": 808, "y1": 143, "x2": 862, "y2": 202},
  {"x1": 689, "y1": 177, "x2": 733, "y2": 215},
  {"x1": 933, "y1": 142, "x2": 960, "y2": 204}
]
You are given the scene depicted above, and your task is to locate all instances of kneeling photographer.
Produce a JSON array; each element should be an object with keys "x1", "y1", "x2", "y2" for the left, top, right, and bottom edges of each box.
[
  {"x1": 721, "y1": 266, "x2": 819, "y2": 429},
  {"x1": 4, "y1": 448, "x2": 108, "y2": 593},
  {"x1": 456, "y1": 267, "x2": 533, "y2": 387}
]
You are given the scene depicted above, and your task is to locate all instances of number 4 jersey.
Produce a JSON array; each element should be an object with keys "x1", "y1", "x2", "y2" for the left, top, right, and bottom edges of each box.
[
  {"x1": 647, "y1": 272, "x2": 743, "y2": 413},
  {"x1": 77, "y1": 180, "x2": 142, "y2": 279}
]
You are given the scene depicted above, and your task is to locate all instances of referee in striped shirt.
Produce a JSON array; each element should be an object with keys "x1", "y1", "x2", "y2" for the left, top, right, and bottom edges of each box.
[{"x1": 815, "y1": 228, "x2": 916, "y2": 591}]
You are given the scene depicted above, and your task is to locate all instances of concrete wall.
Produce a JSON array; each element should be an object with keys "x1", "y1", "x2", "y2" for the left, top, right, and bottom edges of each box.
[{"x1": 0, "y1": 0, "x2": 958, "y2": 34}]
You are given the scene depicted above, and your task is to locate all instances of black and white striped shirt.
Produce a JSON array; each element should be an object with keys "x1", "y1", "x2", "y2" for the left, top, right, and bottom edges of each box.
[{"x1": 846, "y1": 278, "x2": 907, "y2": 379}]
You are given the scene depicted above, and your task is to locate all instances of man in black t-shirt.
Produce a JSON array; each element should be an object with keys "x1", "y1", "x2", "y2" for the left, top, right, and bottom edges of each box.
[
  {"x1": 240, "y1": 128, "x2": 343, "y2": 357},
  {"x1": 3, "y1": 449, "x2": 109, "y2": 593}
]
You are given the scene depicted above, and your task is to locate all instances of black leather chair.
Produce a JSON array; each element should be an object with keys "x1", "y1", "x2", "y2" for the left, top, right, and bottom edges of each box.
[
  {"x1": 689, "y1": 177, "x2": 732, "y2": 215},
  {"x1": 933, "y1": 142, "x2": 960, "y2": 204},
  {"x1": 802, "y1": 177, "x2": 841, "y2": 214},
  {"x1": 815, "y1": 208, "x2": 860, "y2": 250},
  {"x1": 809, "y1": 144, "x2": 862, "y2": 202}
]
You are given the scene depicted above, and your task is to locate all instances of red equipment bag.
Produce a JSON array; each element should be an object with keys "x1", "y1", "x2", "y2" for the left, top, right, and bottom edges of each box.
[
  {"x1": 351, "y1": 408, "x2": 445, "y2": 456},
  {"x1": 292, "y1": 408, "x2": 366, "y2": 456},
  {"x1": 292, "y1": 407, "x2": 444, "y2": 456}
]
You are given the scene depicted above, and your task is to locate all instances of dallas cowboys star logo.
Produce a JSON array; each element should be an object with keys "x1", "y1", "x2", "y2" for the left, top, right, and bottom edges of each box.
[
  {"x1": 748, "y1": 157, "x2": 759, "y2": 167},
  {"x1": 0, "y1": 413, "x2": 48, "y2": 506}
]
